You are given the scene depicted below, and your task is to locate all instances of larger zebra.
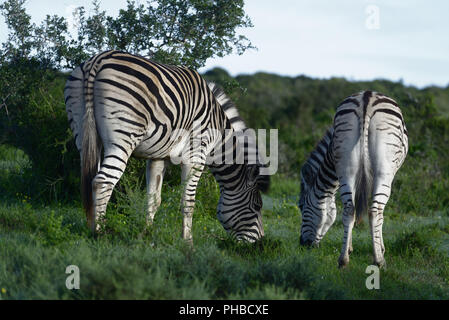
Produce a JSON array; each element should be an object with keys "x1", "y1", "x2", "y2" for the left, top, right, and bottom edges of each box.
[
  {"x1": 64, "y1": 50, "x2": 269, "y2": 243},
  {"x1": 298, "y1": 91, "x2": 408, "y2": 267}
]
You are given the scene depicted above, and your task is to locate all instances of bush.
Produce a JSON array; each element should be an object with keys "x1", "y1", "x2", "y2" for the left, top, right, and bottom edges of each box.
[{"x1": 0, "y1": 60, "x2": 79, "y2": 202}]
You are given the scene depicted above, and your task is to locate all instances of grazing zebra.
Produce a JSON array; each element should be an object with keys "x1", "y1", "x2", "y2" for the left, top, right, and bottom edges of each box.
[
  {"x1": 64, "y1": 50, "x2": 269, "y2": 243},
  {"x1": 298, "y1": 91, "x2": 408, "y2": 267}
]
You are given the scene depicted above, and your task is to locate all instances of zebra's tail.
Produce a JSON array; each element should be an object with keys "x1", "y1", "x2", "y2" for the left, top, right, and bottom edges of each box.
[
  {"x1": 354, "y1": 98, "x2": 373, "y2": 224},
  {"x1": 354, "y1": 160, "x2": 372, "y2": 225},
  {"x1": 81, "y1": 58, "x2": 101, "y2": 230}
]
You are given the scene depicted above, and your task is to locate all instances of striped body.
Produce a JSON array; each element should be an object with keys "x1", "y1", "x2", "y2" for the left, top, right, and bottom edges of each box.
[
  {"x1": 299, "y1": 91, "x2": 408, "y2": 267},
  {"x1": 64, "y1": 50, "x2": 268, "y2": 242}
]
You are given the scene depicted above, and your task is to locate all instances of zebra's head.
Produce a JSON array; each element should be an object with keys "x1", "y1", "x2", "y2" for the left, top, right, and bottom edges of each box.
[
  {"x1": 298, "y1": 129, "x2": 337, "y2": 247},
  {"x1": 215, "y1": 163, "x2": 270, "y2": 242}
]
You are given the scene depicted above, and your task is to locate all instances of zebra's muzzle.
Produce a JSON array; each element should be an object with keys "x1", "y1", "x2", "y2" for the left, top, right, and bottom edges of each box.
[
  {"x1": 300, "y1": 235, "x2": 311, "y2": 246},
  {"x1": 300, "y1": 235, "x2": 319, "y2": 248}
]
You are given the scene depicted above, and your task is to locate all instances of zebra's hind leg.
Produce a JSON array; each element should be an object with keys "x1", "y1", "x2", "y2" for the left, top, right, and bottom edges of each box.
[
  {"x1": 369, "y1": 204, "x2": 386, "y2": 268},
  {"x1": 333, "y1": 112, "x2": 359, "y2": 267},
  {"x1": 369, "y1": 177, "x2": 393, "y2": 268},
  {"x1": 146, "y1": 159, "x2": 166, "y2": 224},
  {"x1": 91, "y1": 148, "x2": 130, "y2": 233}
]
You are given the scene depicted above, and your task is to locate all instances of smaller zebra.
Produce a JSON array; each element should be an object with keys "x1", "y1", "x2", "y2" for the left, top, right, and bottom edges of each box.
[{"x1": 299, "y1": 91, "x2": 408, "y2": 268}]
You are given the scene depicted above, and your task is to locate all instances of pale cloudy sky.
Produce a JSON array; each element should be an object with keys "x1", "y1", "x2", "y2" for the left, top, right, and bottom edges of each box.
[{"x1": 1, "y1": 0, "x2": 448, "y2": 88}]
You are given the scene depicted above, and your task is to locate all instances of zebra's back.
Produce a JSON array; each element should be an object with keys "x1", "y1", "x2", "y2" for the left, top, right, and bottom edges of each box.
[{"x1": 64, "y1": 50, "x2": 224, "y2": 160}]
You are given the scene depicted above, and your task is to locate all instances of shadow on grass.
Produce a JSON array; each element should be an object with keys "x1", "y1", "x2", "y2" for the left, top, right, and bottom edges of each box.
[{"x1": 216, "y1": 235, "x2": 283, "y2": 258}]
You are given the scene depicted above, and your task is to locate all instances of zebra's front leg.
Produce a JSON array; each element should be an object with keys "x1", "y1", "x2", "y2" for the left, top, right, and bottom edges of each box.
[
  {"x1": 322, "y1": 197, "x2": 338, "y2": 243},
  {"x1": 180, "y1": 161, "x2": 206, "y2": 246},
  {"x1": 146, "y1": 159, "x2": 166, "y2": 224},
  {"x1": 348, "y1": 237, "x2": 354, "y2": 256},
  {"x1": 338, "y1": 201, "x2": 356, "y2": 268}
]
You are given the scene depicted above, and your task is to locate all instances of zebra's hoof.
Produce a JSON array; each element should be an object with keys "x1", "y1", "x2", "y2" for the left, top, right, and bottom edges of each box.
[
  {"x1": 338, "y1": 255, "x2": 350, "y2": 268},
  {"x1": 374, "y1": 258, "x2": 386, "y2": 269},
  {"x1": 183, "y1": 237, "x2": 194, "y2": 248}
]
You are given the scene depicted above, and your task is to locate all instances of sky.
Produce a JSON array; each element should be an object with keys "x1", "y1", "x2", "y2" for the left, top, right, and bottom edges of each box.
[{"x1": 0, "y1": 0, "x2": 448, "y2": 88}]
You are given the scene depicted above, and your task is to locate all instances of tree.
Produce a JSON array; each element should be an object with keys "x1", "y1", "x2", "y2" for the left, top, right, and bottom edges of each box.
[
  {"x1": 0, "y1": 0, "x2": 254, "y2": 69},
  {"x1": 0, "y1": 0, "x2": 33, "y2": 60}
]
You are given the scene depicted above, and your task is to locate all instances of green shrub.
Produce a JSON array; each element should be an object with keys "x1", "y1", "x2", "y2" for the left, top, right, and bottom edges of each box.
[{"x1": 0, "y1": 60, "x2": 79, "y2": 202}]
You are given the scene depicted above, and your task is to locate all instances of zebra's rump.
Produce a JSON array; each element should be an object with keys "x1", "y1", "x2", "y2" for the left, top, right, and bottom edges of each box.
[{"x1": 333, "y1": 91, "x2": 408, "y2": 171}]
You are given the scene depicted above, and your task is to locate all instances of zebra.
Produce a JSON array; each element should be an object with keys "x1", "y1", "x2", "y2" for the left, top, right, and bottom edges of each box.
[
  {"x1": 298, "y1": 91, "x2": 408, "y2": 268},
  {"x1": 64, "y1": 50, "x2": 269, "y2": 243}
]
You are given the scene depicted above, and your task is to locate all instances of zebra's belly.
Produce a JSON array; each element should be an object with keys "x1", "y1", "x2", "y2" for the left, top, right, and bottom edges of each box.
[{"x1": 132, "y1": 127, "x2": 190, "y2": 161}]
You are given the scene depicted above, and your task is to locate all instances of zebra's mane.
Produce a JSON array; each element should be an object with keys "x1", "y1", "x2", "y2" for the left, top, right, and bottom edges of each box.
[
  {"x1": 207, "y1": 81, "x2": 270, "y2": 193},
  {"x1": 301, "y1": 127, "x2": 334, "y2": 187},
  {"x1": 207, "y1": 82, "x2": 246, "y2": 132}
]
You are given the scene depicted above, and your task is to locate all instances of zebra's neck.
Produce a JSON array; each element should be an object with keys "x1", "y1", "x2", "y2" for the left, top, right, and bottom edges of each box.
[
  {"x1": 207, "y1": 82, "x2": 247, "y2": 132},
  {"x1": 206, "y1": 82, "x2": 268, "y2": 193},
  {"x1": 207, "y1": 117, "x2": 259, "y2": 193},
  {"x1": 300, "y1": 128, "x2": 339, "y2": 203}
]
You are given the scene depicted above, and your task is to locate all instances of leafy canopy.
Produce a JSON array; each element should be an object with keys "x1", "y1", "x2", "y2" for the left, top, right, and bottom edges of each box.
[{"x1": 0, "y1": 0, "x2": 254, "y2": 69}]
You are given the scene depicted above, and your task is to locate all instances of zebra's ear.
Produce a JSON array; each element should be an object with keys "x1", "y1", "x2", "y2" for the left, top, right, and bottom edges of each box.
[
  {"x1": 255, "y1": 164, "x2": 270, "y2": 193},
  {"x1": 247, "y1": 164, "x2": 259, "y2": 181},
  {"x1": 257, "y1": 173, "x2": 270, "y2": 193},
  {"x1": 247, "y1": 165, "x2": 270, "y2": 193},
  {"x1": 301, "y1": 163, "x2": 314, "y2": 186}
]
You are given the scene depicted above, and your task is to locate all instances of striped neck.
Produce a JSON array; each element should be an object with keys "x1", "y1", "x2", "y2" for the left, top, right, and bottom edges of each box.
[
  {"x1": 207, "y1": 82, "x2": 247, "y2": 132},
  {"x1": 299, "y1": 128, "x2": 338, "y2": 207},
  {"x1": 206, "y1": 82, "x2": 269, "y2": 193}
]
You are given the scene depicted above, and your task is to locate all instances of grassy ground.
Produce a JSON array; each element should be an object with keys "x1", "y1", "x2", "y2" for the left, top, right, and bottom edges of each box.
[{"x1": 0, "y1": 146, "x2": 448, "y2": 300}]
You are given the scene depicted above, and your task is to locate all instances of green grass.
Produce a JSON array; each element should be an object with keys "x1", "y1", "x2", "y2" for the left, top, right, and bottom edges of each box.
[
  {"x1": 0, "y1": 143, "x2": 448, "y2": 300},
  {"x1": 0, "y1": 169, "x2": 448, "y2": 300}
]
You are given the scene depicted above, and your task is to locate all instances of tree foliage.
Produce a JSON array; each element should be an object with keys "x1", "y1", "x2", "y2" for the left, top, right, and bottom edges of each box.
[{"x1": 0, "y1": 0, "x2": 254, "y2": 69}]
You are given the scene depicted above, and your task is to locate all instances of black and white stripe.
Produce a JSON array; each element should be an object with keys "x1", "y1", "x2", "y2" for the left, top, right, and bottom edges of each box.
[
  {"x1": 298, "y1": 91, "x2": 408, "y2": 267},
  {"x1": 64, "y1": 50, "x2": 269, "y2": 243},
  {"x1": 207, "y1": 83, "x2": 269, "y2": 241}
]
